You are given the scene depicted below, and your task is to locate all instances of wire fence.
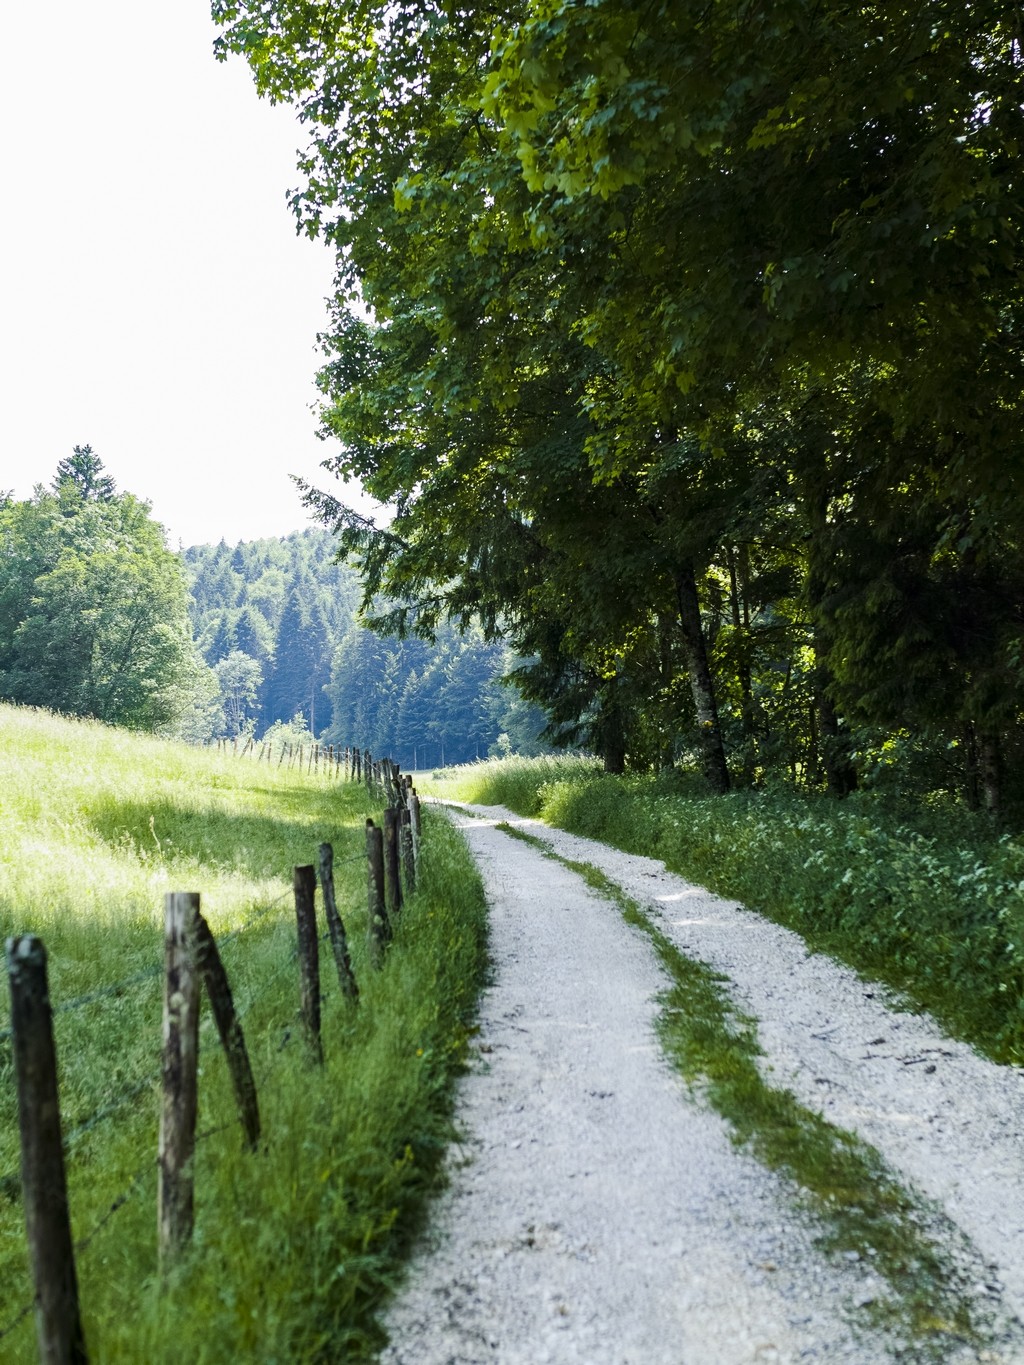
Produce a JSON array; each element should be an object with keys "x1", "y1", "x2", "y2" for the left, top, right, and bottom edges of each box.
[{"x1": 1, "y1": 747, "x2": 419, "y2": 1354}]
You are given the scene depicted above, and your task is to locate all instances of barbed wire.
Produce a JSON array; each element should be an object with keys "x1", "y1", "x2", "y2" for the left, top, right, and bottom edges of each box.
[
  {"x1": 236, "y1": 947, "x2": 300, "y2": 1023},
  {"x1": 65, "y1": 1075, "x2": 158, "y2": 1149},
  {"x1": 0, "y1": 880, "x2": 314, "y2": 1042},
  {"x1": 73, "y1": 1160, "x2": 153, "y2": 1260},
  {"x1": 0, "y1": 1298, "x2": 32, "y2": 1345}
]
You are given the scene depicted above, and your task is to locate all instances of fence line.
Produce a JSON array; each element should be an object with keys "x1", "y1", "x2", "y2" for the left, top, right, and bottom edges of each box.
[{"x1": 2, "y1": 744, "x2": 423, "y2": 1360}]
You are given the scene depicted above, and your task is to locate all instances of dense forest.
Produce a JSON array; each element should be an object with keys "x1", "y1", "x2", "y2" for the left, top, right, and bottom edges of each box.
[
  {"x1": 185, "y1": 530, "x2": 548, "y2": 764},
  {"x1": 0, "y1": 449, "x2": 546, "y2": 760},
  {"x1": 211, "y1": 1, "x2": 1024, "y2": 814}
]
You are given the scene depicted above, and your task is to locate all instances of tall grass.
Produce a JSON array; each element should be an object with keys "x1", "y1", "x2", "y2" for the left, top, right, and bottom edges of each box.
[
  {"x1": 437, "y1": 755, "x2": 1024, "y2": 1063},
  {"x1": 0, "y1": 705, "x2": 487, "y2": 1361}
]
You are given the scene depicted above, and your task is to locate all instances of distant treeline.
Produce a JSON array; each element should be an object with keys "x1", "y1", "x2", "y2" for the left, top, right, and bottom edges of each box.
[
  {"x1": 0, "y1": 449, "x2": 205, "y2": 733},
  {"x1": 184, "y1": 529, "x2": 549, "y2": 763},
  {"x1": 0, "y1": 449, "x2": 548, "y2": 759}
]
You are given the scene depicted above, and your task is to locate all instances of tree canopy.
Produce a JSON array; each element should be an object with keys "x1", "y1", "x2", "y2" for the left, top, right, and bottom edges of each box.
[
  {"x1": 214, "y1": 0, "x2": 1024, "y2": 807},
  {"x1": 0, "y1": 452, "x2": 209, "y2": 732}
]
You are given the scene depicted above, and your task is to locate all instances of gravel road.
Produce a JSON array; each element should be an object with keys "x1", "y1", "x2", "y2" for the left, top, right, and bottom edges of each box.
[{"x1": 378, "y1": 803, "x2": 1024, "y2": 1364}]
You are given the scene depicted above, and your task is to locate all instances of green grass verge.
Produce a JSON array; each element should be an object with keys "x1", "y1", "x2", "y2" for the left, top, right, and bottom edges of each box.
[
  {"x1": 435, "y1": 756, "x2": 1024, "y2": 1063},
  {"x1": 497, "y1": 822, "x2": 988, "y2": 1360},
  {"x1": 1, "y1": 704, "x2": 487, "y2": 1362}
]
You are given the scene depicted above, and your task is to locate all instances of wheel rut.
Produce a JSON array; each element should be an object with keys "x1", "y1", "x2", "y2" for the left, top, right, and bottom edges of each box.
[{"x1": 378, "y1": 804, "x2": 1024, "y2": 1365}]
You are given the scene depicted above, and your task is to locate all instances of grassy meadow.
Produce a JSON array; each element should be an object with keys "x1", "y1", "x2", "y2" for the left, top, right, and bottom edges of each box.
[
  {"x1": 0, "y1": 704, "x2": 487, "y2": 1362},
  {"x1": 431, "y1": 754, "x2": 1024, "y2": 1064}
]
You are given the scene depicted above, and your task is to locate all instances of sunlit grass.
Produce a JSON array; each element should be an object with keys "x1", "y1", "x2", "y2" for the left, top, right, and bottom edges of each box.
[{"x1": 0, "y1": 704, "x2": 487, "y2": 1361}]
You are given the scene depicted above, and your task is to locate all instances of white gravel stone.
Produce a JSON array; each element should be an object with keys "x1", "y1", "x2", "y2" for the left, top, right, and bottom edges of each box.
[{"x1": 377, "y1": 804, "x2": 1024, "y2": 1364}]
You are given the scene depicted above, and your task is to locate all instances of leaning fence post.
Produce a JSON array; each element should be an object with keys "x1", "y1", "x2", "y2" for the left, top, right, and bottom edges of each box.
[
  {"x1": 383, "y1": 808, "x2": 403, "y2": 918},
  {"x1": 6, "y1": 935, "x2": 87, "y2": 1365},
  {"x1": 159, "y1": 893, "x2": 200, "y2": 1270},
  {"x1": 192, "y1": 909, "x2": 260, "y2": 1150},
  {"x1": 318, "y1": 843, "x2": 359, "y2": 1001},
  {"x1": 410, "y1": 792, "x2": 422, "y2": 879},
  {"x1": 366, "y1": 819, "x2": 390, "y2": 966},
  {"x1": 292, "y1": 866, "x2": 323, "y2": 1063}
]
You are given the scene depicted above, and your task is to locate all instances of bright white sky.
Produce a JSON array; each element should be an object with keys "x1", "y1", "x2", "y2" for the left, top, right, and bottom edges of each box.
[{"x1": 1, "y1": 1, "x2": 374, "y2": 550}]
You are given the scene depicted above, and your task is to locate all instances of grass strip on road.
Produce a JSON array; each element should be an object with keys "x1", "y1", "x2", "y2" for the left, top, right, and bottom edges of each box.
[
  {"x1": 435, "y1": 756, "x2": 1024, "y2": 1065},
  {"x1": 496, "y1": 819, "x2": 993, "y2": 1363}
]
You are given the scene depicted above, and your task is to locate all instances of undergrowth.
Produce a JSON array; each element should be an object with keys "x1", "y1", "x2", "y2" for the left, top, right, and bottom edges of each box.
[
  {"x1": 0, "y1": 704, "x2": 487, "y2": 1361},
  {"x1": 438, "y1": 756, "x2": 1024, "y2": 1063},
  {"x1": 497, "y1": 823, "x2": 988, "y2": 1360}
]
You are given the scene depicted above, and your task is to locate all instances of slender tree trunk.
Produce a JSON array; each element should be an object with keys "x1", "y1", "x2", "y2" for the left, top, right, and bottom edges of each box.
[
  {"x1": 803, "y1": 483, "x2": 857, "y2": 798},
  {"x1": 978, "y1": 730, "x2": 1002, "y2": 815},
  {"x1": 815, "y1": 678, "x2": 858, "y2": 797},
  {"x1": 675, "y1": 563, "x2": 730, "y2": 794},
  {"x1": 726, "y1": 545, "x2": 756, "y2": 784},
  {"x1": 806, "y1": 702, "x2": 820, "y2": 787},
  {"x1": 657, "y1": 614, "x2": 675, "y2": 770},
  {"x1": 962, "y1": 723, "x2": 981, "y2": 810},
  {"x1": 601, "y1": 705, "x2": 627, "y2": 775}
]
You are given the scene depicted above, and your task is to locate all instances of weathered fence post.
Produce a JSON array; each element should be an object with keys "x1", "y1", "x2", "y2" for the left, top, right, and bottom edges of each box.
[
  {"x1": 365, "y1": 819, "x2": 390, "y2": 967},
  {"x1": 410, "y1": 792, "x2": 422, "y2": 881},
  {"x1": 400, "y1": 808, "x2": 416, "y2": 895},
  {"x1": 318, "y1": 843, "x2": 359, "y2": 1001},
  {"x1": 192, "y1": 909, "x2": 260, "y2": 1150},
  {"x1": 6, "y1": 935, "x2": 87, "y2": 1365},
  {"x1": 383, "y1": 808, "x2": 403, "y2": 918},
  {"x1": 292, "y1": 866, "x2": 323, "y2": 1064},
  {"x1": 159, "y1": 893, "x2": 200, "y2": 1270}
]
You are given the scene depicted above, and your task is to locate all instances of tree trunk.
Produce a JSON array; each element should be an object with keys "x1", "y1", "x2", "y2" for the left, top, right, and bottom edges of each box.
[
  {"x1": 726, "y1": 545, "x2": 756, "y2": 784},
  {"x1": 675, "y1": 563, "x2": 730, "y2": 794},
  {"x1": 977, "y1": 730, "x2": 1002, "y2": 815},
  {"x1": 597, "y1": 695, "x2": 627, "y2": 774},
  {"x1": 816, "y1": 687, "x2": 858, "y2": 798},
  {"x1": 803, "y1": 482, "x2": 857, "y2": 798}
]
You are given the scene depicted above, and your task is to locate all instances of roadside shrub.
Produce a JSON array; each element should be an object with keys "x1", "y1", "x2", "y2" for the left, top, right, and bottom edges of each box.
[{"x1": 449, "y1": 757, "x2": 1024, "y2": 1063}]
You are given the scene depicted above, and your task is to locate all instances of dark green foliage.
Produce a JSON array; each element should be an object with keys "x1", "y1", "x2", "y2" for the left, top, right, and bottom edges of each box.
[
  {"x1": 51, "y1": 444, "x2": 116, "y2": 505},
  {"x1": 214, "y1": 0, "x2": 1024, "y2": 810}
]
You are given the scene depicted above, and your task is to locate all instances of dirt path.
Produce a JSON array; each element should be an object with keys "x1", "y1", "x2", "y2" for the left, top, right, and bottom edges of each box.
[{"x1": 378, "y1": 804, "x2": 1024, "y2": 1364}]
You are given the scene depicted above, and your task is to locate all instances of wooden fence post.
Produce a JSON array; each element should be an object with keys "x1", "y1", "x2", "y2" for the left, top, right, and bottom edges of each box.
[
  {"x1": 292, "y1": 866, "x2": 323, "y2": 1064},
  {"x1": 318, "y1": 843, "x2": 359, "y2": 1001},
  {"x1": 159, "y1": 893, "x2": 200, "y2": 1269},
  {"x1": 5, "y1": 935, "x2": 87, "y2": 1365},
  {"x1": 192, "y1": 909, "x2": 260, "y2": 1150},
  {"x1": 400, "y1": 808, "x2": 416, "y2": 895},
  {"x1": 383, "y1": 808, "x2": 403, "y2": 918},
  {"x1": 410, "y1": 792, "x2": 422, "y2": 882},
  {"x1": 365, "y1": 819, "x2": 390, "y2": 967}
]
